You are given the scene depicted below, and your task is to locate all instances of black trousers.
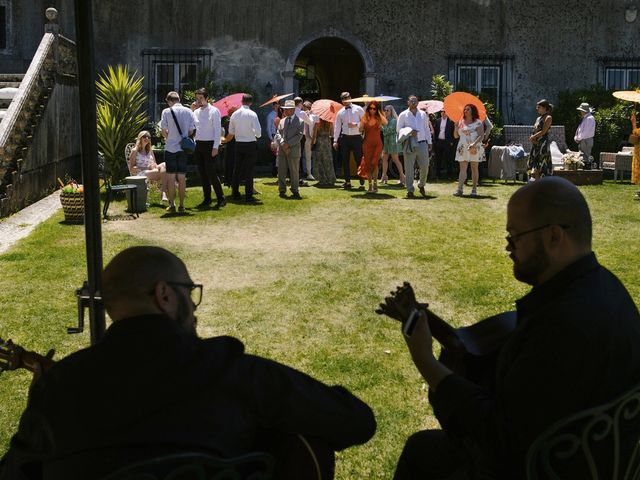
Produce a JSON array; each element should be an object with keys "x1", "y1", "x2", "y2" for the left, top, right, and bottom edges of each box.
[
  {"x1": 194, "y1": 140, "x2": 224, "y2": 203},
  {"x1": 434, "y1": 139, "x2": 455, "y2": 178},
  {"x1": 394, "y1": 430, "x2": 471, "y2": 480},
  {"x1": 232, "y1": 141, "x2": 257, "y2": 199},
  {"x1": 339, "y1": 134, "x2": 363, "y2": 184}
]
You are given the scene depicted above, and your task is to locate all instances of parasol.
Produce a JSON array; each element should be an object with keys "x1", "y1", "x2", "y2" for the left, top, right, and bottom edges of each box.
[
  {"x1": 259, "y1": 93, "x2": 294, "y2": 107},
  {"x1": 349, "y1": 94, "x2": 401, "y2": 103},
  {"x1": 613, "y1": 90, "x2": 640, "y2": 103},
  {"x1": 418, "y1": 100, "x2": 444, "y2": 114},
  {"x1": 213, "y1": 92, "x2": 246, "y2": 117},
  {"x1": 311, "y1": 99, "x2": 343, "y2": 123},
  {"x1": 443, "y1": 92, "x2": 487, "y2": 122}
]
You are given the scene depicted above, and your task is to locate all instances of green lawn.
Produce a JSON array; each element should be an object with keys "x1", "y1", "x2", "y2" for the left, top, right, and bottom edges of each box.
[{"x1": 1, "y1": 178, "x2": 639, "y2": 478}]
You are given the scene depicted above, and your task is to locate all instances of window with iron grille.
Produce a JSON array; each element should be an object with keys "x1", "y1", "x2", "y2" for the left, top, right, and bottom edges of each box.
[
  {"x1": 448, "y1": 55, "x2": 515, "y2": 122},
  {"x1": 599, "y1": 57, "x2": 640, "y2": 90},
  {"x1": 0, "y1": 0, "x2": 10, "y2": 52},
  {"x1": 141, "y1": 49, "x2": 213, "y2": 121}
]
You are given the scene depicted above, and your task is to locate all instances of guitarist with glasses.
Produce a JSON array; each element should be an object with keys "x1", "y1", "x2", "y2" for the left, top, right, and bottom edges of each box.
[
  {"x1": 1, "y1": 246, "x2": 375, "y2": 480},
  {"x1": 379, "y1": 177, "x2": 640, "y2": 480}
]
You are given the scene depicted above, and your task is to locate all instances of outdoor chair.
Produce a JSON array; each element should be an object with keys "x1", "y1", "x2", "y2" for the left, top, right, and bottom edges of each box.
[
  {"x1": 526, "y1": 382, "x2": 640, "y2": 480},
  {"x1": 98, "y1": 153, "x2": 138, "y2": 220},
  {"x1": 100, "y1": 451, "x2": 275, "y2": 480},
  {"x1": 601, "y1": 149, "x2": 633, "y2": 182},
  {"x1": 124, "y1": 142, "x2": 135, "y2": 175}
]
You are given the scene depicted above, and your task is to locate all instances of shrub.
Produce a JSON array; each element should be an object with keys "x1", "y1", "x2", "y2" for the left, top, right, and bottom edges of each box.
[{"x1": 96, "y1": 65, "x2": 147, "y2": 182}]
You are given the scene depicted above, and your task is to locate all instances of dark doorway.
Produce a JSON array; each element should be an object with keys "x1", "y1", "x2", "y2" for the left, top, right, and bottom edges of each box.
[{"x1": 295, "y1": 38, "x2": 364, "y2": 102}]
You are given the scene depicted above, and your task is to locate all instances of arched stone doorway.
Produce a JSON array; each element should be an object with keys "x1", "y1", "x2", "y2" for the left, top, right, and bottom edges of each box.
[{"x1": 284, "y1": 30, "x2": 376, "y2": 101}]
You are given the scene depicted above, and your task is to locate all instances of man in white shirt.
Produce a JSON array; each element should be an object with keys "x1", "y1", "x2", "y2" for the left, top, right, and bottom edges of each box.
[
  {"x1": 160, "y1": 91, "x2": 195, "y2": 213},
  {"x1": 333, "y1": 92, "x2": 365, "y2": 190},
  {"x1": 397, "y1": 95, "x2": 433, "y2": 198},
  {"x1": 193, "y1": 88, "x2": 225, "y2": 209},
  {"x1": 224, "y1": 94, "x2": 262, "y2": 203},
  {"x1": 574, "y1": 103, "x2": 596, "y2": 169}
]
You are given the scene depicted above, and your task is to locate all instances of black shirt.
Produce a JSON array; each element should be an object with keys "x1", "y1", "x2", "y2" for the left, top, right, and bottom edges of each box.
[
  {"x1": 431, "y1": 253, "x2": 640, "y2": 478},
  {"x1": 0, "y1": 314, "x2": 376, "y2": 479}
]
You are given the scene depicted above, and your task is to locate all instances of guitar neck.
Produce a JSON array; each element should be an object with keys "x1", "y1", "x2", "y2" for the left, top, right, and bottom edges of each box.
[
  {"x1": 422, "y1": 307, "x2": 466, "y2": 353},
  {"x1": 0, "y1": 340, "x2": 56, "y2": 374}
]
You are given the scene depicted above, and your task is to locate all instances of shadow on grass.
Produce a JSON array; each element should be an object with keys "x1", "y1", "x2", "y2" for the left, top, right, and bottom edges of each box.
[
  {"x1": 351, "y1": 193, "x2": 397, "y2": 200},
  {"x1": 455, "y1": 194, "x2": 497, "y2": 200}
]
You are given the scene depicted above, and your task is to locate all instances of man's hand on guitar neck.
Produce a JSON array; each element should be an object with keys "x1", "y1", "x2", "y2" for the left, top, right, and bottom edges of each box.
[{"x1": 377, "y1": 282, "x2": 453, "y2": 392}]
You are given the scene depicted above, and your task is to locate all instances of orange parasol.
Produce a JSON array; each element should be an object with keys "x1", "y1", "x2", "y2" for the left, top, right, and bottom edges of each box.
[
  {"x1": 311, "y1": 99, "x2": 343, "y2": 123},
  {"x1": 443, "y1": 92, "x2": 487, "y2": 122},
  {"x1": 259, "y1": 93, "x2": 294, "y2": 107},
  {"x1": 418, "y1": 100, "x2": 444, "y2": 114},
  {"x1": 213, "y1": 92, "x2": 246, "y2": 117}
]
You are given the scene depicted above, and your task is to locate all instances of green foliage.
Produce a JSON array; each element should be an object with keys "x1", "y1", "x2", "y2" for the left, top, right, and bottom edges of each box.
[
  {"x1": 430, "y1": 74, "x2": 453, "y2": 101},
  {"x1": 554, "y1": 85, "x2": 635, "y2": 157},
  {"x1": 96, "y1": 65, "x2": 147, "y2": 182}
]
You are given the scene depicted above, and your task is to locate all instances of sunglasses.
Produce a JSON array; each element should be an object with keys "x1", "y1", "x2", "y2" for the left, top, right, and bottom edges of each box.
[
  {"x1": 141, "y1": 135, "x2": 151, "y2": 139},
  {"x1": 505, "y1": 224, "x2": 569, "y2": 248}
]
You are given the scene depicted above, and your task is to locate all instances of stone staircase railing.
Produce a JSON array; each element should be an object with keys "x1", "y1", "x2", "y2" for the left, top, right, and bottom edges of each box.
[{"x1": 0, "y1": 11, "x2": 78, "y2": 217}]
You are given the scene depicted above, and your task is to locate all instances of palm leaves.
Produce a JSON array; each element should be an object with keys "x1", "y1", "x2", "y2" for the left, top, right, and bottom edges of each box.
[{"x1": 96, "y1": 65, "x2": 147, "y2": 182}]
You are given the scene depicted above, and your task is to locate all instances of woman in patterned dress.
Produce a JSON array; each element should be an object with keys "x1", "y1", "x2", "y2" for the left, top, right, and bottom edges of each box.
[
  {"x1": 380, "y1": 106, "x2": 406, "y2": 186},
  {"x1": 453, "y1": 104, "x2": 485, "y2": 197},
  {"x1": 312, "y1": 119, "x2": 337, "y2": 186},
  {"x1": 528, "y1": 99, "x2": 553, "y2": 181}
]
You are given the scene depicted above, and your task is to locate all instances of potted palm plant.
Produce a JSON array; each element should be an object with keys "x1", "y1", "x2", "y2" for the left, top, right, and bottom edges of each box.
[{"x1": 96, "y1": 65, "x2": 147, "y2": 183}]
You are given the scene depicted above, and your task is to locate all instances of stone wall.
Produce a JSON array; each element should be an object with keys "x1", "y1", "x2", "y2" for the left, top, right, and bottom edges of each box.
[{"x1": 84, "y1": 0, "x2": 639, "y2": 124}]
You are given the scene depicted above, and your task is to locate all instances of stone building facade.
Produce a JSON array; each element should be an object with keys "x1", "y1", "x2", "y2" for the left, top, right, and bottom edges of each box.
[{"x1": 3, "y1": 0, "x2": 639, "y2": 126}]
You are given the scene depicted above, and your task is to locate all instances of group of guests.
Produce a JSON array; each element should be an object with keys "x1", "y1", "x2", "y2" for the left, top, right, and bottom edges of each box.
[
  {"x1": 270, "y1": 92, "x2": 491, "y2": 199},
  {"x1": 3, "y1": 177, "x2": 640, "y2": 480}
]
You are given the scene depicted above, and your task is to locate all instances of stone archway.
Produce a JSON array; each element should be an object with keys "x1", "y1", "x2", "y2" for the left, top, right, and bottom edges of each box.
[{"x1": 283, "y1": 29, "x2": 376, "y2": 100}]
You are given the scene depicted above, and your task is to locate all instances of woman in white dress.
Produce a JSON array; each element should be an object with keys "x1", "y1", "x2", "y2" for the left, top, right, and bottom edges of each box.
[
  {"x1": 453, "y1": 104, "x2": 484, "y2": 197},
  {"x1": 128, "y1": 130, "x2": 167, "y2": 199}
]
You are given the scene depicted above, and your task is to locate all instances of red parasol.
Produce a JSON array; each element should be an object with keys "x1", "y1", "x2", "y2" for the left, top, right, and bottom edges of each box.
[
  {"x1": 418, "y1": 100, "x2": 444, "y2": 114},
  {"x1": 259, "y1": 93, "x2": 294, "y2": 107},
  {"x1": 443, "y1": 92, "x2": 486, "y2": 122},
  {"x1": 213, "y1": 92, "x2": 246, "y2": 117},
  {"x1": 311, "y1": 99, "x2": 343, "y2": 123}
]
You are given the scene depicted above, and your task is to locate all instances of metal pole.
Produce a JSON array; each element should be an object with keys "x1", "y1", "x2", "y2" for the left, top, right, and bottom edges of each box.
[{"x1": 73, "y1": 0, "x2": 105, "y2": 344}]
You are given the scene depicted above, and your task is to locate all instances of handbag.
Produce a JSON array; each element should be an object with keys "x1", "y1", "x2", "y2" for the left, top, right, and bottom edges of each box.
[
  {"x1": 628, "y1": 133, "x2": 639, "y2": 145},
  {"x1": 169, "y1": 107, "x2": 195, "y2": 153}
]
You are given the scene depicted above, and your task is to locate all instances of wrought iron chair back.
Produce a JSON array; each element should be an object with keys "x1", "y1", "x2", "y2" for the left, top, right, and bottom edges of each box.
[
  {"x1": 101, "y1": 451, "x2": 275, "y2": 480},
  {"x1": 526, "y1": 383, "x2": 640, "y2": 480},
  {"x1": 125, "y1": 142, "x2": 135, "y2": 175}
]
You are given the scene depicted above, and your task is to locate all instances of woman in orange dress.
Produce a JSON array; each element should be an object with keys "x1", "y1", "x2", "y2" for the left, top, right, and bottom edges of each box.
[{"x1": 359, "y1": 100, "x2": 388, "y2": 193}]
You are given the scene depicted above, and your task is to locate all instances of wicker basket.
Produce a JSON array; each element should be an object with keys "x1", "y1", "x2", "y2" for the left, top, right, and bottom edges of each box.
[{"x1": 60, "y1": 191, "x2": 84, "y2": 224}]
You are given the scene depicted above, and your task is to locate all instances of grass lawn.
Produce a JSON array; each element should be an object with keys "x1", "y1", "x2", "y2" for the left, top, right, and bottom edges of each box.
[{"x1": 1, "y1": 177, "x2": 639, "y2": 478}]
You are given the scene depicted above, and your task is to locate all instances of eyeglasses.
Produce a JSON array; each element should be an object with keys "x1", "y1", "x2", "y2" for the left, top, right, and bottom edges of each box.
[
  {"x1": 141, "y1": 135, "x2": 151, "y2": 139},
  {"x1": 505, "y1": 224, "x2": 569, "y2": 247},
  {"x1": 166, "y1": 281, "x2": 203, "y2": 306}
]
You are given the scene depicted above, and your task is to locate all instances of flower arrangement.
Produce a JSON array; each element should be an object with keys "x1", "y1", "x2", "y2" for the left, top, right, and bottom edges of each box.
[
  {"x1": 562, "y1": 151, "x2": 584, "y2": 170},
  {"x1": 58, "y1": 177, "x2": 83, "y2": 193}
]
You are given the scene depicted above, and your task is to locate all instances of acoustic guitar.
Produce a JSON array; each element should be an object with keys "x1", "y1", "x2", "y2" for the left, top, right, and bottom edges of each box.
[
  {"x1": 376, "y1": 281, "x2": 517, "y2": 390},
  {"x1": 0, "y1": 337, "x2": 334, "y2": 480}
]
